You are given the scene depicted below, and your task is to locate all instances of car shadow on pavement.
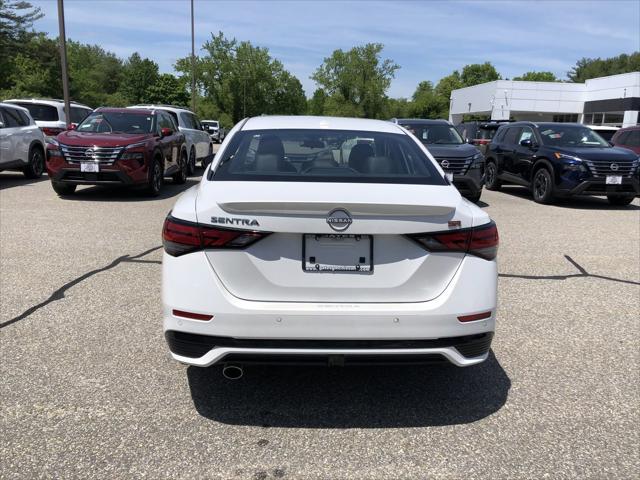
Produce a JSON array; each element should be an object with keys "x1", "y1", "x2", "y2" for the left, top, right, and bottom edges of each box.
[
  {"x1": 59, "y1": 178, "x2": 200, "y2": 202},
  {"x1": 0, "y1": 172, "x2": 49, "y2": 190},
  {"x1": 187, "y1": 351, "x2": 510, "y2": 428},
  {"x1": 498, "y1": 186, "x2": 640, "y2": 210}
]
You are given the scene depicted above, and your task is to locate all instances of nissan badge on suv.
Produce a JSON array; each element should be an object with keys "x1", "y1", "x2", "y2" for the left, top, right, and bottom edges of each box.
[
  {"x1": 485, "y1": 122, "x2": 640, "y2": 205},
  {"x1": 46, "y1": 108, "x2": 189, "y2": 196},
  {"x1": 162, "y1": 116, "x2": 499, "y2": 379},
  {"x1": 394, "y1": 119, "x2": 485, "y2": 203}
]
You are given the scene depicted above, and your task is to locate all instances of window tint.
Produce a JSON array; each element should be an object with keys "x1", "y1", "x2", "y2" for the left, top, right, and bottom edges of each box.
[
  {"x1": 12, "y1": 102, "x2": 59, "y2": 122},
  {"x1": 615, "y1": 131, "x2": 629, "y2": 144},
  {"x1": 77, "y1": 111, "x2": 154, "y2": 134},
  {"x1": 70, "y1": 107, "x2": 90, "y2": 124},
  {"x1": 212, "y1": 129, "x2": 447, "y2": 185},
  {"x1": 164, "y1": 110, "x2": 179, "y2": 127},
  {"x1": 538, "y1": 125, "x2": 609, "y2": 147},
  {"x1": 158, "y1": 112, "x2": 174, "y2": 130},
  {"x1": 624, "y1": 130, "x2": 640, "y2": 147},
  {"x1": 179, "y1": 112, "x2": 195, "y2": 129},
  {"x1": 502, "y1": 127, "x2": 520, "y2": 145},
  {"x1": 1, "y1": 107, "x2": 22, "y2": 127},
  {"x1": 401, "y1": 123, "x2": 463, "y2": 145},
  {"x1": 191, "y1": 114, "x2": 201, "y2": 130},
  {"x1": 15, "y1": 109, "x2": 30, "y2": 126}
]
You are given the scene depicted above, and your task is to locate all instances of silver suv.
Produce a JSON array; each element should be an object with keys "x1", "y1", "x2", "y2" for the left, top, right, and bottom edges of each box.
[
  {"x1": 3, "y1": 98, "x2": 92, "y2": 138},
  {"x1": 0, "y1": 103, "x2": 46, "y2": 178}
]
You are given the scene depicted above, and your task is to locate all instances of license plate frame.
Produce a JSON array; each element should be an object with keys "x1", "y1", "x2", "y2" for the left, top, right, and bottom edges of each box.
[
  {"x1": 81, "y1": 162, "x2": 99, "y2": 173},
  {"x1": 606, "y1": 175, "x2": 622, "y2": 185},
  {"x1": 302, "y1": 234, "x2": 373, "y2": 273}
]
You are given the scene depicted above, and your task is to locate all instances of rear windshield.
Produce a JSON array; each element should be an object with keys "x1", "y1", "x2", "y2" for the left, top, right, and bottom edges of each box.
[
  {"x1": 77, "y1": 111, "x2": 154, "y2": 134},
  {"x1": 211, "y1": 129, "x2": 446, "y2": 185},
  {"x1": 70, "y1": 107, "x2": 91, "y2": 124},
  {"x1": 12, "y1": 103, "x2": 59, "y2": 122},
  {"x1": 539, "y1": 125, "x2": 609, "y2": 147},
  {"x1": 400, "y1": 124, "x2": 464, "y2": 145},
  {"x1": 202, "y1": 121, "x2": 219, "y2": 128}
]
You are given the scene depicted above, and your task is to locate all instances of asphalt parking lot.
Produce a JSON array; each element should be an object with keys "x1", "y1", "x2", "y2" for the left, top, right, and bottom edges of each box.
[{"x1": 1, "y1": 161, "x2": 639, "y2": 479}]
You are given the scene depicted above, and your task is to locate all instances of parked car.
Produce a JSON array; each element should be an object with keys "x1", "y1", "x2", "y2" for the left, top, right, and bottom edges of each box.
[
  {"x1": 485, "y1": 122, "x2": 639, "y2": 205},
  {"x1": 129, "y1": 105, "x2": 212, "y2": 174},
  {"x1": 45, "y1": 107, "x2": 188, "y2": 197},
  {"x1": 393, "y1": 119, "x2": 485, "y2": 202},
  {"x1": 162, "y1": 115, "x2": 499, "y2": 377},
  {"x1": 611, "y1": 125, "x2": 640, "y2": 154},
  {"x1": 201, "y1": 119, "x2": 225, "y2": 144},
  {"x1": 0, "y1": 102, "x2": 46, "y2": 178},
  {"x1": 586, "y1": 125, "x2": 619, "y2": 142},
  {"x1": 456, "y1": 121, "x2": 510, "y2": 156},
  {"x1": 3, "y1": 98, "x2": 92, "y2": 137}
]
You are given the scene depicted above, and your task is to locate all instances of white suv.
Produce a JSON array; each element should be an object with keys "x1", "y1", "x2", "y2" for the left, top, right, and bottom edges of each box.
[
  {"x1": 0, "y1": 103, "x2": 46, "y2": 178},
  {"x1": 129, "y1": 105, "x2": 212, "y2": 174},
  {"x1": 3, "y1": 98, "x2": 92, "y2": 137},
  {"x1": 201, "y1": 119, "x2": 225, "y2": 143},
  {"x1": 162, "y1": 116, "x2": 499, "y2": 379}
]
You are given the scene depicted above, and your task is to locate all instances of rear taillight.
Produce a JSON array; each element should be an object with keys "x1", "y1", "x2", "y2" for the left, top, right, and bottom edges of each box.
[
  {"x1": 408, "y1": 221, "x2": 499, "y2": 260},
  {"x1": 474, "y1": 139, "x2": 490, "y2": 145},
  {"x1": 162, "y1": 216, "x2": 271, "y2": 257},
  {"x1": 41, "y1": 127, "x2": 65, "y2": 137}
]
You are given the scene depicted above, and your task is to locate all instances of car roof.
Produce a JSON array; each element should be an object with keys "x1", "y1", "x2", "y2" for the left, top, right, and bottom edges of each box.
[
  {"x1": 96, "y1": 107, "x2": 155, "y2": 114},
  {"x1": 615, "y1": 125, "x2": 640, "y2": 132},
  {"x1": 3, "y1": 98, "x2": 91, "y2": 108},
  {"x1": 242, "y1": 115, "x2": 405, "y2": 134},
  {"x1": 393, "y1": 118, "x2": 450, "y2": 125},
  {"x1": 128, "y1": 104, "x2": 193, "y2": 114}
]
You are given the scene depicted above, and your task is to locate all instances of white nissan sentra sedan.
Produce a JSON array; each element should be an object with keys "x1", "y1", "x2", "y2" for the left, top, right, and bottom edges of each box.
[{"x1": 162, "y1": 116, "x2": 498, "y2": 379}]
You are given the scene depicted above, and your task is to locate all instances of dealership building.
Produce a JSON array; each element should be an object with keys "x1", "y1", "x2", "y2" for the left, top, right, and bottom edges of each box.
[{"x1": 448, "y1": 72, "x2": 640, "y2": 127}]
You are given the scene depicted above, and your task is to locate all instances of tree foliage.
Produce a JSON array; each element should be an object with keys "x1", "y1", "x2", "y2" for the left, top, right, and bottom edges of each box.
[
  {"x1": 311, "y1": 43, "x2": 399, "y2": 119},
  {"x1": 513, "y1": 71, "x2": 559, "y2": 82},
  {"x1": 568, "y1": 52, "x2": 640, "y2": 83}
]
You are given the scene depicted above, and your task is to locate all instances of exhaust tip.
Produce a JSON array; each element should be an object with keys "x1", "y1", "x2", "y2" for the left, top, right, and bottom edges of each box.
[{"x1": 222, "y1": 364, "x2": 244, "y2": 380}]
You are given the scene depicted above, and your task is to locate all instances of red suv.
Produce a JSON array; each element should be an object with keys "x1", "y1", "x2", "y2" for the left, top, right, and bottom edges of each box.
[
  {"x1": 611, "y1": 125, "x2": 640, "y2": 155},
  {"x1": 46, "y1": 107, "x2": 188, "y2": 196}
]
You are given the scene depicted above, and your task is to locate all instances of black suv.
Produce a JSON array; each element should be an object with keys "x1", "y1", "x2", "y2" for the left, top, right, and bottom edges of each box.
[
  {"x1": 456, "y1": 120, "x2": 511, "y2": 156},
  {"x1": 485, "y1": 122, "x2": 639, "y2": 205},
  {"x1": 395, "y1": 119, "x2": 485, "y2": 202}
]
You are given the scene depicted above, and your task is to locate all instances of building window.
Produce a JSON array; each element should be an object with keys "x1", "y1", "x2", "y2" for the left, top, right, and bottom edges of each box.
[
  {"x1": 552, "y1": 113, "x2": 579, "y2": 123},
  {"x1": 603, "y1": 112, "x2": 624, "y2": 126}
]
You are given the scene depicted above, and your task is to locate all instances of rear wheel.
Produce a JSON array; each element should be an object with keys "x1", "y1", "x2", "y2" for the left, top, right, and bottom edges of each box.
[
  {"x1": 23, "y1": 146, "x2": 45, "y2": 179},
  {"x1": 531, "y1": 168, "x2": 554, "y2": 204},
  {"x1": 484, "y1": 161, "x2": 501, "y2": 191},
  {"x1": 145, "y1": 158, "x2": 163, "y2": 196},
  {"x1": 187, "y1": 147, "x2": 196, "y2": 175},
  {"x1": 51, "y1": 181, "x2": 76, "y2": 196},
  {"x1": 607, "y1": 195, "x2": 634, "y2": 206},
  {"x1": 173, "y1": 150, "x2": 188, "y2": 184}
]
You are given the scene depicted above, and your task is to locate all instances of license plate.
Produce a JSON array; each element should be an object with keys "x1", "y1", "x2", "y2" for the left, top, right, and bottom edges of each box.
[
  {"x1": 606, "y1": 175, "x2": 622, "y2": 185},
  {"x1": 81, "y1": 162, "x2": 99, "y2": 173},
  {"x1": 303, "y1": 234, "x2": 373, "y2": 272}
]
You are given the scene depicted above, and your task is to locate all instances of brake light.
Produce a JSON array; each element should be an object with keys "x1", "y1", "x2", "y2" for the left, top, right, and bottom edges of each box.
[
  {"x1": 162, "y1": 216, "x2": 271, "y2": 257},
  {"x1": 41, "y1": 127, "x2": 65, "y2": 137},
  {"x1": 474, "y1": 139, "x2": 490, "y2": 145},
  {"x1": 408, "y1": 221, "x2": 499, "y2": 260}
]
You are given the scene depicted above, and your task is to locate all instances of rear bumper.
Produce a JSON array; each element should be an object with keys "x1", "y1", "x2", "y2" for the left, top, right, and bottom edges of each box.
[
  {"x1": 162, "y1": 252, "x2": 498, "y2": 368},
  {"x1": 563, "y1": 177, "x2": 640, "y2": 197},
  {"x1": 165, "y1": 331, "x2": 493, "y2": 367}
]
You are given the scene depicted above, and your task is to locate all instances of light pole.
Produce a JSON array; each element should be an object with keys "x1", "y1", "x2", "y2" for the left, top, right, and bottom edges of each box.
[
  {"x1": 57, "y1": 0, "x2": 71, "y2": 127},
  {"x1": 190, "y1": 0, "x2": 196, "y2": 112}
]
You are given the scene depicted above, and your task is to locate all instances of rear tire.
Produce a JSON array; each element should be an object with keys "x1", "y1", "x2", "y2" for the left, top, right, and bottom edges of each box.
[
  {"x1": 607, "y1": 195, "x2": 634, "y2": 206},
  {"x1": 187, "y1": 147, "x2": 196, "y2": 175},
  {"x1": 145, "y1": 158, "x2": 163, "y2": 196},
  {"x1": 173, "y1": 150, "x2": 188, "y2": 184},
  {"x1": 484, "y1": 161, "x2": 501, "y2": 191},
  {"x1": 51, "y1": 181, "x2": 76, "y2": 196},
  {"x1": 531, "y1": 168, "x2": 555, "y2": 204},
  {"x1": 23, "y1": 146, "x2": 45, "y2": 179}
]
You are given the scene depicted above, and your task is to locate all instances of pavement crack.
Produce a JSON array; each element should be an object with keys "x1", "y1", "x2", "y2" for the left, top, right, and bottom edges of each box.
[
  {"x1": 0, "y1": 245, "x2": 161, "y2": 329},
  {"x1": 499, "y1": 255, "x2": 640, "y2": 286}
]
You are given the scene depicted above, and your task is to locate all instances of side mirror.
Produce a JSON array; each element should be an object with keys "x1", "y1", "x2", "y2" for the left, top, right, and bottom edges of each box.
[
  {"x1": 520, "y1": 138, "x2": 533, "y2": 148},
  {"x1": 160, "y1": 127, "x2": 173, "y2": 137},
  {"x1": 67, "y1": 123, "x2": 77, "y2": 131}
]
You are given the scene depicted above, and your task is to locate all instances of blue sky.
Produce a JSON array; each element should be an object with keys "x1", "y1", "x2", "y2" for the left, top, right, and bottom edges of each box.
[{"x1": 32, "y1": 0, "x2": 640, "y2": 98}]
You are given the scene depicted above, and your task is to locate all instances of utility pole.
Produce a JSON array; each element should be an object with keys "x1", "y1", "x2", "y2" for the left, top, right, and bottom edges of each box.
[
  {"x1": 57, "y1": 0, "x2": 71, "y2": 127},
  {"x1": 190, "y1": 0, "x2": 196, "y2": 112}
]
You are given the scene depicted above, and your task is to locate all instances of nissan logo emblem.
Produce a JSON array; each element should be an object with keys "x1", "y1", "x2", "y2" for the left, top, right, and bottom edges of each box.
[
  {"x1": 441, "y1": 160, "x2": 450, "y2": 169},
  {"x1": 610, "y1": 163, "x2": 619, "y2": 171},
  {"x1": 85, "y1": 148, "x2": 95, "y2": 158},
  {"x1": 326, "y1": 208, "x2": 352, "y2": 232}
]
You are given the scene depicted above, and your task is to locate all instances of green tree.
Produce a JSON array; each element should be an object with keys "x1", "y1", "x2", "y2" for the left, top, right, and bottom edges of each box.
[
  {"x1": 408, "y1": 80, "x2": 445, "y2": 119},
  {"x1": 568, "y1": 52, "x2": 640, "y2": 82},
  {"x1": 307, "y1": 88, "x2": 327, "y2": 116},
  {"x1": 460, "y1": 62, "x2": 501, "y2": 86},
  {"x1": 119, "y1": 52, "x2": 159, "y2": 104},
  {"x1": 0, "y1": 0, "x2": 43, "y2": 90},
  {"x1": 145, "y1": 73, "x2": 190, "y2": 106},
  {"x1": 67, "y1": 40, "x2": 123, "y2": 106},
  {"x1": 311, "y1": 43, "x2": 399, "y2": 118},
  {"x1": 513, "y1": 71, "x2": 559, "y2": 82}
]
